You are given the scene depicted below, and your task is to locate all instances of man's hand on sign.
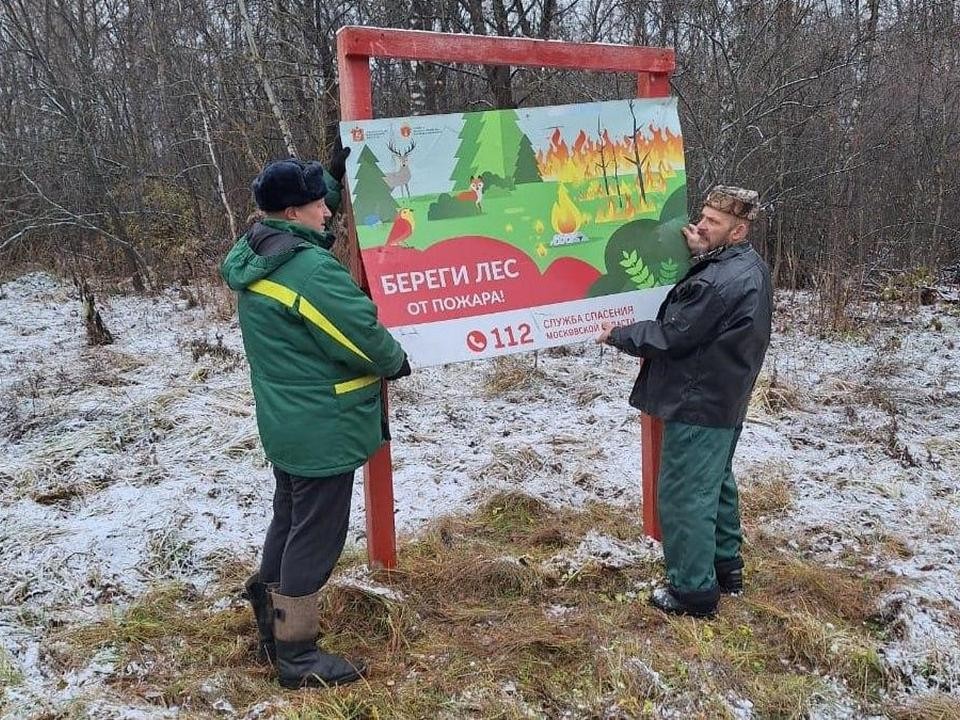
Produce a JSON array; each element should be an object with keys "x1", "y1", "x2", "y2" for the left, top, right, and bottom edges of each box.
[
  {"x1": 325, "y1": 122, "x2": 351, "y2": 183},
  {"x1": 682, "y1": 223, "x2": 709, "y2": 256},
  {"x1": 596, "y1": 321, "x2": 615, "y2": 345}
]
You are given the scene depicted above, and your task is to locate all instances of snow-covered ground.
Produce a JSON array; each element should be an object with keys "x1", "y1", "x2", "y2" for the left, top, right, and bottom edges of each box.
[{"x1": 0, "y1": 272, "x2": 958, "y2": 718}]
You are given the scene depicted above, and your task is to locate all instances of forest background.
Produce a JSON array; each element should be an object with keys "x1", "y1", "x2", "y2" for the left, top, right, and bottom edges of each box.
[{"x1": 1, "y1": 0, "x2": 957, "y2": 322}]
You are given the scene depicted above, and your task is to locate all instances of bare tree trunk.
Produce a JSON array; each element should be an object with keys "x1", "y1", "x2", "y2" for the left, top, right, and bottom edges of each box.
[
  {"x1": 74, "y1": 274, "x2": 114, "y2": 346},
  {"x1": 596, "y1": 117, "x2": 612, "y2": 197},
  {"x1": 199, "y1": 97, "x2": 238, "y2": 240},
  {"x1": 625, "y1": 101, "x2": 648, "y2": 204},
  {"x1": 237, "y1": 0, "x2": 299, "y2": 157}
]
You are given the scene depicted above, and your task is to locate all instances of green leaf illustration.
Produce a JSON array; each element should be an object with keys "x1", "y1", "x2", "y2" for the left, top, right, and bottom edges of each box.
[
  {"x1": 621, "y1": 251, "x2": 655, "y2": 289},
  {"x1": 657, "y1": 257, "x2": 680, "y2": 285}
]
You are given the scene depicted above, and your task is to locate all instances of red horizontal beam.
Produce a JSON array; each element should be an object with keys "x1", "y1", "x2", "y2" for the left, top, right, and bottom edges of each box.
[{"x1": 337, "y1": 26, "x2": 675, "y2": 74}]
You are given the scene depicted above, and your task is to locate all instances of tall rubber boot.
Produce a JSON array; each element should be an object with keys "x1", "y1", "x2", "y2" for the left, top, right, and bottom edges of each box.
[
  {"x1": 650, "y1": 585, "x2": 720, "y2": 618},
  {"x1": 715, "y1": 557, "x2": 744, "y2": 595},
  {"x1": 243, "y1": 572, "x2": 278, "y2": 664},
  {"x1": 271, "y1": 590, "x2": 366, "y2": 689}
]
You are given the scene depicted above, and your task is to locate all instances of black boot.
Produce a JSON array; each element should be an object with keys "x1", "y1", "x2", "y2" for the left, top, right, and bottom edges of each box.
[
  {"x1": 271, "y1": 590, "x2": 366, "y2": 689},
  {"x1": 243, "y1": 572, "x2": 278, "y2": 664},
  {"x1": 650, "y1": 585, "x2": 720, "y2": 618},
  {"x1": 715, "y1": 557, "x2": 744, "y2": 595}
]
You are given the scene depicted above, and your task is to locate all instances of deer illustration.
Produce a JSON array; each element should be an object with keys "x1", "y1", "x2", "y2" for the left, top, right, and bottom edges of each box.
[{"x1": 384, "y1": 140, "x2": 416, "y2": 198}]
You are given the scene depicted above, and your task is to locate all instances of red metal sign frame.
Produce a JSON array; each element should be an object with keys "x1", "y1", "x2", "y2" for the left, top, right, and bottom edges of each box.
[{"x1": 336, "y1": 26, "x2": 672, "y2": 568}]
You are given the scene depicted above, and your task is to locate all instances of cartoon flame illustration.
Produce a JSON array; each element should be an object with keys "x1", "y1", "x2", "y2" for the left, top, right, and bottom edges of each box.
[
  {"x1": 534, "y1": 219, "x2": 545, "y2": 235},
  {"x1": 593, "y1": 190, "x2": 657, "y2": 224},
  {"x1": 536, "y1": 242, "x2": 548, "y2": 257},
  {"x1": 537, "y1": 125, "x2": 684, "y2": 185},
  {"x1": 644, "y1": 164, "x2": 667, "y2": 193},
  {"x1": 551, "y1": 185, "x2": 582, "y2": 234}
]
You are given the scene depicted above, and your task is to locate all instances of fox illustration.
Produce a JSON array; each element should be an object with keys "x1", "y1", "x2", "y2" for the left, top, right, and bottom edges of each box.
[{"x1": 455, "y1": 176, "x2": 484, "y2": 211}]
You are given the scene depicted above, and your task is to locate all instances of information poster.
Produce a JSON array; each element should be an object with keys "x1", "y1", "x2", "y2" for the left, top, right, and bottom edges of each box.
[{"x1": 340, "y1": 97, "x2": 688, "y2": 366}]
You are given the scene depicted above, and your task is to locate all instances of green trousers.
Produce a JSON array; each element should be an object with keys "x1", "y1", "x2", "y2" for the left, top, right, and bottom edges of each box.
[{"x1": 657, "y1": 421, "x2": 743, "y2": 592}]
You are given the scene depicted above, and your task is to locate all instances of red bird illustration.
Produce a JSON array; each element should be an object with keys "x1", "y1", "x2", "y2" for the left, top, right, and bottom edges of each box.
[{"x1": 385, "y1": 208, "x2": 415, "y2": 247}]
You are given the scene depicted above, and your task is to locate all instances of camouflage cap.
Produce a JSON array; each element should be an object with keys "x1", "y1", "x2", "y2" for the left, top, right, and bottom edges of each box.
[{"x1": 704, "y1": 185, "x2": 760, "y2": 221}]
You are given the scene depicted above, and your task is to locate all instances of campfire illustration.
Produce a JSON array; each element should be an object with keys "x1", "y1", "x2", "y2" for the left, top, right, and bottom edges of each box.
[{"x1": 549, "y1": 185, "x2": 587, "y2": 247}]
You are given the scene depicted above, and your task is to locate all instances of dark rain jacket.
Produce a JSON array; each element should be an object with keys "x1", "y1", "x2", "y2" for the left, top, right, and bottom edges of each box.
[{"x1": 608, "y1": 242, "x2": 772, "y2": 428}]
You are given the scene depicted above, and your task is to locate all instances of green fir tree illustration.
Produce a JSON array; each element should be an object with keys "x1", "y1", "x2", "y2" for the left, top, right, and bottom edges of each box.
[
  {"x1": 471, "y1": 109, "x2": 524, "y2": 183},
  {"x1": 620, "y1": 250, "x2": 656, "y2": 289},
  {"x1": 657, "y1": 257, "x2": 680, "y2": 285},
  {"x1": 514, "y1": 133, "x2": 543, "y2": 184},
  {"x1": 449, "y1": 112, "x2": 485, "y2": 190},
  {"x1": 352, "y1": 145, "x2": 399, "y2": 223}
]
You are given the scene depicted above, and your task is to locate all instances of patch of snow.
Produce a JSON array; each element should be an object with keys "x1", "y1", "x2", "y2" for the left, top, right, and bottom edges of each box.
[
  {"x1": 332, "y1": 567, "x2": 406, "y2": 602},
  {"x1": 545, "y1": 530, "x2": 662, "y2": 578}
]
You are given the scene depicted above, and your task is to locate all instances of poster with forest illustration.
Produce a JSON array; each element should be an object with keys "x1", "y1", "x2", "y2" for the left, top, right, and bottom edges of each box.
[{"x1": 340, "y1": 97, "x2": 688, "y2": 367}]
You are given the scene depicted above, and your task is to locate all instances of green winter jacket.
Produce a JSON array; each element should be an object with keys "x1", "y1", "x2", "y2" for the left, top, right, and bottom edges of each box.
[{"x1": 220, "y1": 185, "x2": 406, "y2": 477}]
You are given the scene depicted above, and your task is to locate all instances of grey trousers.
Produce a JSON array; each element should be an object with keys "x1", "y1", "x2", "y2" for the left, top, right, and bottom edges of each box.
[{"x1": 259, "y1": 466, "x2": 355, "y2": 597}]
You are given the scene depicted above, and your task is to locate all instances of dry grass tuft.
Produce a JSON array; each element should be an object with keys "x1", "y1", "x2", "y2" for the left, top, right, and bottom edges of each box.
[
  {"x1": 396, "y1": 546, "x2": 544, "y2": 609},
  {"x1": 77, "y1": 350, "x2": 145, "y2": 389},
  {"x1": 888, "y1": 693, "x2": 960, "y2": 720},
  {"x1": 281, "y1": 694, "x2": 380, "y2": 720},
  {"x1": 575, "y1": 386, "x2": 603, "y2": 405},
  {"x1": 737, "y1": 551, "x2": 891, "y2": 696},
  {"x1": 746, "y1": 672, "x2": 820, "y2": 719},
  {"x1": 527, "y1": 525, "x2": 567, "y2": 549},
  {"x1": 478, "y1": 446, "x2": 561, "y2": 485},
  {"x1": 65, "y1": 583, "x2": 274, "y2": 710},
  {"x1": 740, "y1": 466, "x2": 793, "y2": 521},
  {"x1": 751, "y1": 549, "x2": 886, "y2": 622},
  {"x1": 207, "y1": 551, "x2": 256, "y2": 591},
  {"x1": 186, "y1": 333, "x2": 242, "y2": 369},
  {"x1": 475, "y1": 490, "x2": 555, "y2": 538},
  {"x1": 750, "y1": 367, "x2": 804, "y2": 415},
  {"x1": 499, "y1": 623, "x2": 592, "y2": 665},
  {"x1": 573, "y1": 501, "x2": 649, "y2": 542},
  {"x1": 482, "y1": 354, "x2": 543, "y2": 396},
  {"x1": 29, "y1": 480, "x2": 89, "y2": 506},
  {"x1": 860, "y1": 529, "x2": 914, "y2": 561},
  {"x1": 319, "y1": 584, "x2": 413, "y2": 655},
  {"x1": 0, "y1": 646, "x2": 23, "y2": 687},
  {"x1": 144, "y1": 522, "x2": 198, "y2": 580},
  {"x1": 778, "y1": 606, "x2": 885, "y2": 693},
  {"x1": 463, "y1": 557, "x2": 544, "y2": 599}
]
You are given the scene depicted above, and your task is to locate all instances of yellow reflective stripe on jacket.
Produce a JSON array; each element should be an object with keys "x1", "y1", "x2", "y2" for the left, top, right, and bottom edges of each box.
[
  {"x1": 246, "y1": 279, "x2": 372, "y2": 364},
  {"x1": 334, "y1": 374, "x2": 380, "y2": 395},
  {"x1": 248, "y1": 279, "x2": 297, "y2": 308},
  {"x1": 297, "y1": 297, "x2": 372, "y2": 363}
]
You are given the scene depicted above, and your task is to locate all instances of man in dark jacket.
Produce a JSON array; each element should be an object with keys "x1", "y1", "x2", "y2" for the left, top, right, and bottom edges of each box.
[
  {"x1": 597, "y1": 185, "x2": 772, "y2": 618},
  {"x1": 221, "y1": 143, "x2": 410, "y2": 688}
]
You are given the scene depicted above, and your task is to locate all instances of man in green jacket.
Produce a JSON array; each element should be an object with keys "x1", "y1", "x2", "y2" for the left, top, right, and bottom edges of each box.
[{"x1": 221, "y1": 145, "x2": 409, "y2": 688}]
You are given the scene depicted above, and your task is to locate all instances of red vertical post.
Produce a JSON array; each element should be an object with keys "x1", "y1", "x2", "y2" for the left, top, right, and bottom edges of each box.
[
  {"x1": 636, "y1": 72, "x2": 650, "y2": 98},
  {"x1": 337, "y1": 45, "x2": 398, "y2": 570},
  {"x1": 637, "y1": 68, "x2": 671, "y2": 541},
  {"x1": 640, "y1": 414, "x2": 663, "y2": 540}
]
